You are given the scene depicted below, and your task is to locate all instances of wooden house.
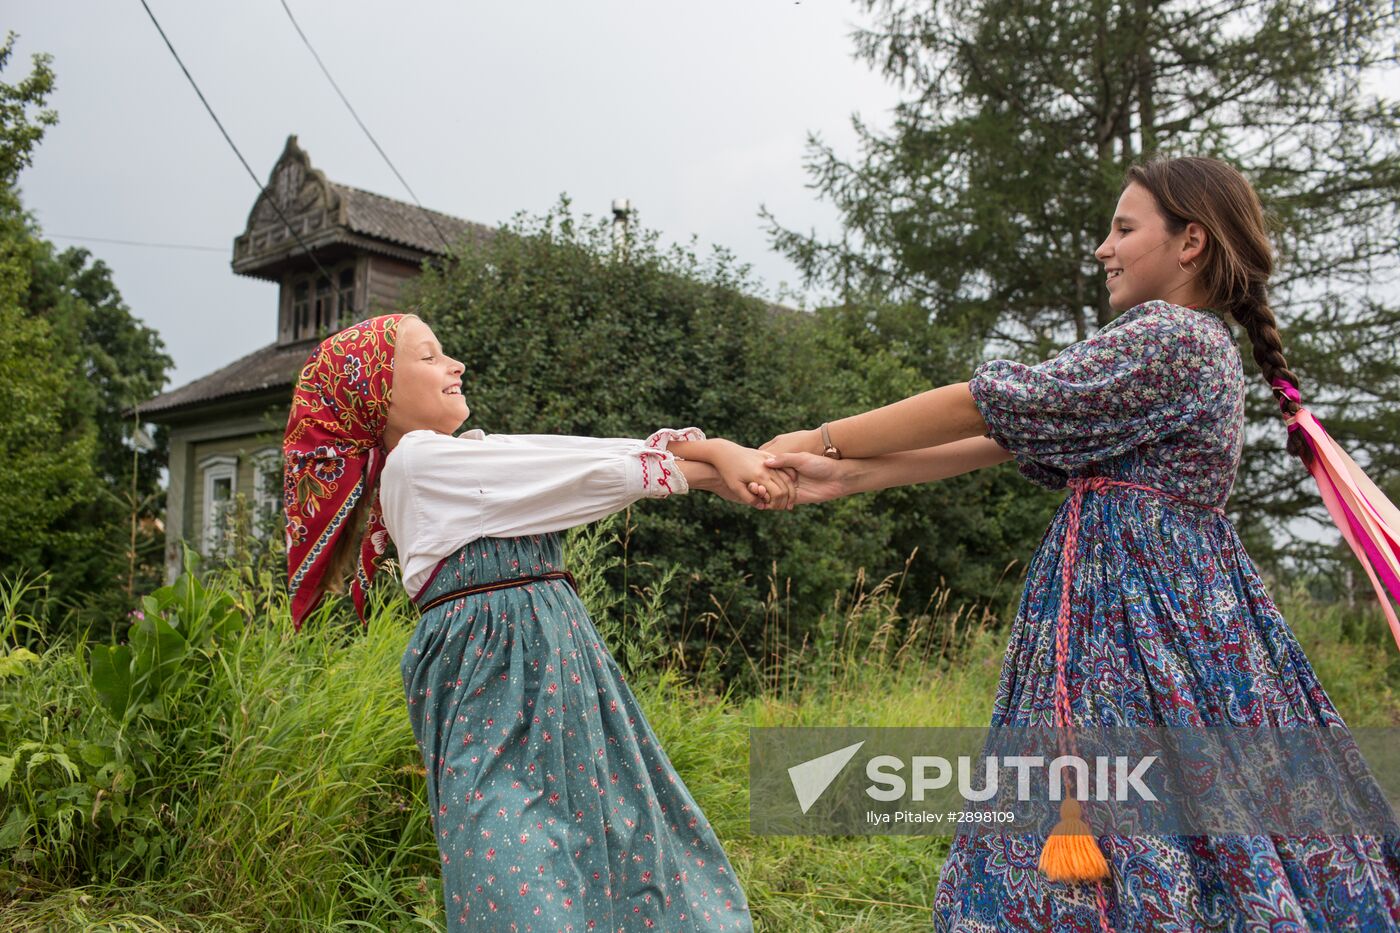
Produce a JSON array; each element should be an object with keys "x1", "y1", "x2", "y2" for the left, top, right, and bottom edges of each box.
[{"x1": 140, "y1": 135, "x2": 490, "y2": 581}]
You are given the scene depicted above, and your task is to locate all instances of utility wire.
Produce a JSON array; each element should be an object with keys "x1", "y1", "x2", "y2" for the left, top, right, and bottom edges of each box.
[
  {"x1": 50, "y1": 233, "x2": 225, "y2": 253},
  {"x1": 137, "y1": 0, "x2": 337, "y2": 284},
  {"x1": 279, "y1": 0, "x2": 456, "y2": 253}
]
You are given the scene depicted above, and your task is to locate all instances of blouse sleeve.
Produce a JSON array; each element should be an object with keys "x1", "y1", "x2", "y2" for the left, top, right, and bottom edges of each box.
[
  {"x1": 398, "y1": 427, "x2": 704, "y2": 547},
  {"x1": 462, "y1": 429, "x2": 689, "y2": 455},
  {"x1": 967, "y1": 307, "x2": 1231, "y2": 489}
]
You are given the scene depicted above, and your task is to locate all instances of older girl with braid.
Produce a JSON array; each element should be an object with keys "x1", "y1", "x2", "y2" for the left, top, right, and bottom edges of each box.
[{"x1": 761, "y1": 156, "x2": 1400, "y2": 931}]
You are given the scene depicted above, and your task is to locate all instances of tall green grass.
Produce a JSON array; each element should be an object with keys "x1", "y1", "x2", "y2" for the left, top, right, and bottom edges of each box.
[{"x1": 2, "y1": 523, "x2": 1397, "y2": 932}]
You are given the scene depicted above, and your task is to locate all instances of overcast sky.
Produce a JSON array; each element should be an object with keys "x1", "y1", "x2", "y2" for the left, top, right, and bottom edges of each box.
[{"x1": 8, "y1": 1, "x2": 901, "y2": 389}]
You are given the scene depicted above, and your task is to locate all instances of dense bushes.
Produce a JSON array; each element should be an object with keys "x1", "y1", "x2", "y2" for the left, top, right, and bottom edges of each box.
[{"x1": 408, "y1": 201, "x2": 1059, "y2": 682}]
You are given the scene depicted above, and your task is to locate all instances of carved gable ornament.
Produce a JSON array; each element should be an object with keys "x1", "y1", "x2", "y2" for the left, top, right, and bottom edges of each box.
[{"x1": 233, "y1": 135, "x2": 346, "y2": 269}]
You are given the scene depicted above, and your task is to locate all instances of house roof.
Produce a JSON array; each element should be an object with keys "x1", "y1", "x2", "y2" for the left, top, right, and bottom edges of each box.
[
  {"x1": 331, "y1": 181, "x2": 492, "y2": 257},
  {"x1": 143, "y1": 136, "x2": 499, "y2": 421},
  {"x1": 231, "y1": 135, "x2": 494, "y2": 279},
  {"x1": 139, "y1": 338, "x2": 315, "y2": 420}
]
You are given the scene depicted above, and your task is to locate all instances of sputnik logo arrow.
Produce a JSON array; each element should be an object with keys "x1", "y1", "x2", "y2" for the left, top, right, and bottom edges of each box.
[{"x1": 788, "y1": 741, "x2": 865, "y2": 814}]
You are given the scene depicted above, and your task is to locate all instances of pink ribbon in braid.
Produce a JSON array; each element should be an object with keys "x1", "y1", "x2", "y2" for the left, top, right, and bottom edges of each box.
[{"x1": 1272, "y1": 379, "x2": 1400, "y2": 650}]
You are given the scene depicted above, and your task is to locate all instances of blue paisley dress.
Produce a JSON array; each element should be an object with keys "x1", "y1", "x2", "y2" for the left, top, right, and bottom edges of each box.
[
  {"x1": 932, "y1": 301, "x2": 1400, "y2": 931},
  {"x1": 403, "y1": 533, "x2": 752, "y2": 932}
]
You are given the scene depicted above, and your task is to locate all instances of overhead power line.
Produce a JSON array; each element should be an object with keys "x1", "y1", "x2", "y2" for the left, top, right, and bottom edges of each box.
[
  {"x1": 137, "y1": 0, "x2": 337, "y2": 284},
  {"x1": 279, "y1": 0, "x2": 455, "y2": 252},
  {"x1": 50, "y1": 233, "x2": 225, "y2": 253}
]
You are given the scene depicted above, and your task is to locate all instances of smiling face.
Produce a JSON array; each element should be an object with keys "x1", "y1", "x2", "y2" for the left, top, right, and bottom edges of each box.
[
  {"x1": 383, "y1": 315, "x2": 468, "y2": 450},
  {"x1": 1094, "y1": 182, "x2": 1208, "y2": 312}
]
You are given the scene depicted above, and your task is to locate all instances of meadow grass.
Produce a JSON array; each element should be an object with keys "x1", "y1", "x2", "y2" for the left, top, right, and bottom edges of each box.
[{"x1": 2, "y1": 540, "x2": 1397, "y2": 932}]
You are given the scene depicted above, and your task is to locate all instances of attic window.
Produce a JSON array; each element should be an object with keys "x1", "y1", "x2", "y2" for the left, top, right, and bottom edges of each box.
[
  {"x1": 314, "y1": 276, "x2": 333, "y2": 335},
  {"x1": 337, "y1": 267, "x2": 355, "y2": 322},
  {"x1": 290, "y1": 262, "x2": 356, "y2": 341},
  {"x1": 292, "y1": 281, "x2": 309, "y2": 337}
]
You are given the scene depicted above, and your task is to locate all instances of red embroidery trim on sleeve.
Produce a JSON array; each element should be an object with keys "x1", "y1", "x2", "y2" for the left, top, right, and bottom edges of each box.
[{"x1": 638, "y1": 427, "x2": 705, "y2": 496}]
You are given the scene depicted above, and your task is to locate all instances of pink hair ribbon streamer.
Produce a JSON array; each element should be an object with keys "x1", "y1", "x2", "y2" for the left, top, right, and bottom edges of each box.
[{"x1": 1272, "y1": 379, "x2": 1400, "y2": 649}]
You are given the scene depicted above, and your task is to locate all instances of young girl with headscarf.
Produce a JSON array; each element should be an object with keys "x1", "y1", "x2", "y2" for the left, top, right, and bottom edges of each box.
[{"x1": 283, "y1": 312, "x2": 771, "y2": 931}]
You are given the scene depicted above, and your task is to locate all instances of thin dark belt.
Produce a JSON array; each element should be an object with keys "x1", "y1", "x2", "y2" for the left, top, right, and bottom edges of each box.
[{"x1": 414, "y1": 571, "x2": 578, "y2": 616}]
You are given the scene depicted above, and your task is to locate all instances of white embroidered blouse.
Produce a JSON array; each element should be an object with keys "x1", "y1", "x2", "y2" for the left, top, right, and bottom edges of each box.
[{"x1": 378, "y1": 427, "x2": 704, "y2": 599}]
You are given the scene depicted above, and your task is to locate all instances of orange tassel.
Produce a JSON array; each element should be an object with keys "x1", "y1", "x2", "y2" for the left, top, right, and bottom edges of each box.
[{"x1": 1038, "y1": 796, "x2": 1110, "y2": 883}]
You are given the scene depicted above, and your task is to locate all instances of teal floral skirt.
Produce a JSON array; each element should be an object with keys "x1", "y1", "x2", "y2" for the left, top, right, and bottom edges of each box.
[{"x1": 402, "y1": 532, "x2": 752, "y2": 932}]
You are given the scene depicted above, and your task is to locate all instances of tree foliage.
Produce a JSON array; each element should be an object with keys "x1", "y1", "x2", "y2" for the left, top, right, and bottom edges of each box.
[
  {"x1": 765, "y1": 0, "x2": 1400, "y2": 575},
  {"x1": 0, "y1": 34, "x2": 172, "y2": 630},
  {"x1": 406, "y1": 201, "x2": 1052, "y2": 681}
]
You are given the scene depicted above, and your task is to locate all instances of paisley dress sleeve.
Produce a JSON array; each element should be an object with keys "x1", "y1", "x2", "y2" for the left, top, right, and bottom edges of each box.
[{"x1": 967, "y1": 306, "x2": 1232, "y2": 489}]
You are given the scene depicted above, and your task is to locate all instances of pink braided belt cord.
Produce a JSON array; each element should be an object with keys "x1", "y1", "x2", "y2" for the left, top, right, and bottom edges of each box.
[{"x1": 1055, "y1": 476, "x2": 1226, "y2": 933}]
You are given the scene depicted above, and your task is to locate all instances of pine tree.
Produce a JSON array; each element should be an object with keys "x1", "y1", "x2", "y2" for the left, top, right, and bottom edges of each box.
[{"x1": 766, "y1": 0, "x2": 1400, "y2": 573}]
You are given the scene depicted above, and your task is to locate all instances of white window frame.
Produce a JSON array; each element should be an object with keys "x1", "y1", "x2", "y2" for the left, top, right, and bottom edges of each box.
[
  {"x1": 199, "y1": 455, "x2": 239, "y2": 556},
  {"x1": 250, "y1": 448, "x2": 283, "y2": 541}
]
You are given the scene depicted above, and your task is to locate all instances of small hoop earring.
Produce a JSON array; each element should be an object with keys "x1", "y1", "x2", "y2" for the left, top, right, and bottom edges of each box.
[{"x1": 1178, "y1": 258, "x2": 1199, "y2": 274}]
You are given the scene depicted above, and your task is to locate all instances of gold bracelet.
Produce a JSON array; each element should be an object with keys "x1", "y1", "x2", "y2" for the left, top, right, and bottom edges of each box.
[{"x1": 820, "y1": 422, "x2": 842, "y2": 460}]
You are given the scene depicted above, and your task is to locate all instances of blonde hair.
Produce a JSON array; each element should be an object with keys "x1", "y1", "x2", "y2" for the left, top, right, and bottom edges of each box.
[{"x1": 319, "y1": 490, "x2": 375, "y2": 597}]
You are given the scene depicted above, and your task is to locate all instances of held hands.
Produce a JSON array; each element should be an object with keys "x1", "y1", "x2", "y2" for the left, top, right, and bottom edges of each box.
[
  {"x1": 702, "y1": 439, "x2": 800, "y2": 510},
  {"x1": 753, "y1": 451, "x2": 850, "y2": 506},
  {"x1": 744, "y1": 430, "x2": 854, "y2": 507},
  {"x1": 676, "y1": 435, "x2": 848, "y2": 510}
]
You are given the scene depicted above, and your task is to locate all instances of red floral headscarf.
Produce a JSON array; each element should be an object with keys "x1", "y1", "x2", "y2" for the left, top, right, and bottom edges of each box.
[{"x1": 283, "y1": 314, "x2": 404, "y2": 630}]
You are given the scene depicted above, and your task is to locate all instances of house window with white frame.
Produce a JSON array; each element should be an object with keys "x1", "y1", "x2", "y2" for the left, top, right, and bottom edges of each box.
[
  {"x1": 200, "y1": 455, "x2": 238, "y2": 557},
  {"x1": 251, "y1": 448, "x2": 283, "y2": 542}
]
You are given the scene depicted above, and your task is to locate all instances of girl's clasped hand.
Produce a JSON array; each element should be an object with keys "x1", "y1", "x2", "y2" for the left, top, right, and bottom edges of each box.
[
  {"x1": 667, "y1": 437, "x2": 804, "y2": 510},
  {"x1": 710, "y1": 435, "x2": 848, "y2": 511}
]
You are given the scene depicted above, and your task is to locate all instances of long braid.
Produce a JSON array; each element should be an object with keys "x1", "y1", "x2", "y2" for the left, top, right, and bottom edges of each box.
[{"x1": 1228, "y1": 285, "x2": 1312, "y2": 464}]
